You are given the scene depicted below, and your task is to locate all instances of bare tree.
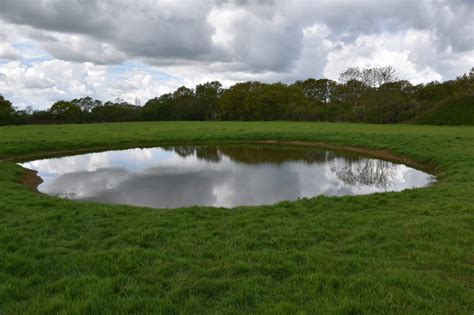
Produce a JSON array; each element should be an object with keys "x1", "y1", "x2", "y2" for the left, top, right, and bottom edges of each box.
[
  {"x1": 377, "y1": 66, "x2": 398, "y2": 86},
  {"x1": 339, "y1": 66, "x2": 398, "y2": 88},
  {"x1": 331, "y1": 159, "x2": 395, "y2": 189},
  {"x1": 338, "y1": 67, "x2": 361, "y2": 84}
]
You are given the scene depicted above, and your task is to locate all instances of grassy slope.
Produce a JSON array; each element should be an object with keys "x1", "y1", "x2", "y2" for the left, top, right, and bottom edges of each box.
[
  {"x1": 0, "y1": 122, "x2": 472, "y2": 314},
  {"x1": 415, "y1": 95, "x2": 474, "y2": 125}
]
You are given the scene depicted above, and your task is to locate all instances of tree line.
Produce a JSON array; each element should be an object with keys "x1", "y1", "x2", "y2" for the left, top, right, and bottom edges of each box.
[{"x1": 1, "y1": 66, "x2": 473, "y2": 125}]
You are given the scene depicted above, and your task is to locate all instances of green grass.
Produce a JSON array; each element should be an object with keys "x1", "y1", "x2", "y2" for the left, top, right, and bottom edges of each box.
[{"x1": 0, "y1": 121, "x2": 473, "y2": 314}]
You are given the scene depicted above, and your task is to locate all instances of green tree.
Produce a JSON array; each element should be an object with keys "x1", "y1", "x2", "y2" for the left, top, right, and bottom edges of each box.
[
  {"x1": 414, "y1": 81, "x2": 451, "y2": 103},
  {"x1": 195, "y1": 81, "x2": 222, "y2": 120},
  {"x1": 360, "y1": 81, "x2": 416, "y2": 123},
  {"x1": 293, "y1": 78, "x2": 338, "y2": 104},
  {"x1": 49, "y1": 101, "x2": 82, "y2": 121},
  {"x1": 71, "y1": 97, "x2": 103, "y2": 112},
  {"x1": 91, "y1": 101, "x2": 140, "y2": 122},
  {"x1": 171, "y1": 86, "x2": 200, "y2": 120},
  {"x1": 244, "y1": 83, "x2": 310, "y2": 120},
  {"x1": 142, "y1": 94, "x2": 174, "y2": 120},
  {"x1": 334, "y1": 79, "x2": 369, "y2": 108},
  {"x1": 0, "y1": 95, "x2": 15, "y2": 124},
  {"x1": 218, "y1": 82, "x2": 262, "y2": 120}
]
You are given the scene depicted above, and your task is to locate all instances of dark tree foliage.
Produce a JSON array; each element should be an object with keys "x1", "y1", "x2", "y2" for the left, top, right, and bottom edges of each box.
[
  {"x1": 253, "y1": 83, "x2": 312, "y2": 120},
  {"x1": 49, "y1": 101, "x2": 83, "y2": 122},
  {"x1": 91, "y1": 101, "x2": 140, "y2": 122},
  {"x1": 195, "y1": 81, "x2": 223, "y2": 120},
  {"x1": 218, "y1": 82, "x2": 258, "y2": 120},
  {"x1": 142, "y1": 94, "x2": 174, "y2": 120},
  {"x1": 0, "y1": 95, "x2": 15, "y2": 125},
  {"x1": 219, "y1": 82, "x2": 311, "y2": 121},
  {"x1": 142, "y1": 83, "x2": 222, "y2": 121},
  {"x1": 359, "y1": 81, "x2": 416, "y2": 124},
  {"x1": 293, "y1": 78, "x2": 338, "y2": 104},
  {"x1": 71, "y1": 97, "x2": 103, "y2": 112},
  {"x1": 1, "y1": 67, "x2": 473, "y2": 125}
]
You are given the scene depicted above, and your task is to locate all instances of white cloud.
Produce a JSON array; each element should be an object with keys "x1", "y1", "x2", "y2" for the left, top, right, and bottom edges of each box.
[
  {"x1": 323, "y1": 30, "x2": 445, "y2": 84},
  {"x1": 0, "y1": 60, "x2": 106, "y2": 109},
  {"x1": 0, "y1": 59, "x2": 203, "y2": 109},
  {"x1": 0, "y1": 42, "x2": 21, "y2": 60},
  {"x1": 38, "y1": 32, "x2": 127, "y2": 65}
]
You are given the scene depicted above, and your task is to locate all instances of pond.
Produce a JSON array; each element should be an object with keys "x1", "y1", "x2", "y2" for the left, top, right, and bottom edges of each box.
[{"x1": 20, "y1": 144, "x2": 435, "y2": 208}]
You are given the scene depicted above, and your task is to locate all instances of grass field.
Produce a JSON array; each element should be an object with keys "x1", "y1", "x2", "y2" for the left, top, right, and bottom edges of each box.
[{"x1": 0, "y1": 121, "x2": 473, "y2": 314}]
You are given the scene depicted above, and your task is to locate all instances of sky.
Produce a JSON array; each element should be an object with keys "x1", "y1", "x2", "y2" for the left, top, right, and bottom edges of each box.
[{"x1": 0, "y1": 0, "x2": 473, "y2": 110}]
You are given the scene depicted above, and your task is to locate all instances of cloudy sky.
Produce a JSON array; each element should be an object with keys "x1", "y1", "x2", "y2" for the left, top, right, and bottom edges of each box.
[{"x1": 0, "y1": 0, "x2": 472, "y2": 110}]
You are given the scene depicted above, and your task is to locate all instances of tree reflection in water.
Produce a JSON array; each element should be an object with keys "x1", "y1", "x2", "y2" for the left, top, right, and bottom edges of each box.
[
  {"x1": 167, "y1": 145, "x2": 397, "y2": 189},
  {"x1": 165, "y1": 145, "x2": 329, "y2": 165},
  {"x1": 331, "y1": 159, "x2": 395, "y2": 188}
]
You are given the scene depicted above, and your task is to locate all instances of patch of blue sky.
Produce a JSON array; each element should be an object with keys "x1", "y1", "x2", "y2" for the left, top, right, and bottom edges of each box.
[
  {"x1": 12, "y1": 41, "x2": 53, "y2": 65},
  {"x1": 22, "y1": 55, "x2": 53, "y2": 65},
  {"x1": 108, "y1": 60, "x2": 176, "y2": 81}
]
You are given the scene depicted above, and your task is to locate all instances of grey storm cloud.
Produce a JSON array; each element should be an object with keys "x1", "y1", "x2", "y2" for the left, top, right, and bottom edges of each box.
[
  {"x1": 0, "y1": 0, "x2": 471, "y2": 72},
  {"x1": 0, "y1": 0, "x2": 218, "y2": 64}
]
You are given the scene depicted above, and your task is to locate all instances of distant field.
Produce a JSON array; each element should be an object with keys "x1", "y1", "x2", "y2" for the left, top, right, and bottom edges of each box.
[{"x1": 0, "y1": 122, "x2": 473, "y2": 314}]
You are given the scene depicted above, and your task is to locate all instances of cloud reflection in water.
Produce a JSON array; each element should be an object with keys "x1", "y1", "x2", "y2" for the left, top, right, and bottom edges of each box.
[{"x1": 20, "y1": 145, "x2": 435, "y2": 208}]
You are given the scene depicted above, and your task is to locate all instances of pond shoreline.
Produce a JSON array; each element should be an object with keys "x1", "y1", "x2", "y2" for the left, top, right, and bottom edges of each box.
[{"x1": 17, "y1": 140, "x2": 441, "y2": 194}]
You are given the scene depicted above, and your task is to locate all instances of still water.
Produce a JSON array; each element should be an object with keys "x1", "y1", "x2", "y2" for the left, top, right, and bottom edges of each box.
[{"x1": 20, "y1": 144, "x2": 435, "y2": 208}]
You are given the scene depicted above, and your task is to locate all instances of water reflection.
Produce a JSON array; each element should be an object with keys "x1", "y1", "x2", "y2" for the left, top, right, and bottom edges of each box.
[
  {"x1": 331, "y1": 159, "x2": 395, "y2": 188},
  {"x1": 20, "y1": 145, "x2": 435, "y2": 208}
]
